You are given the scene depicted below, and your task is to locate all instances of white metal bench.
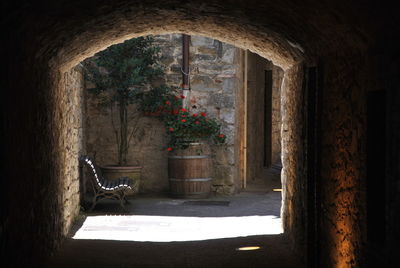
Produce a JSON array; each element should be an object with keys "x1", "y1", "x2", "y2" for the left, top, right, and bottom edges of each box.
[{"x1": 80, "y1": 155, "x2": 138, "y2": 211}]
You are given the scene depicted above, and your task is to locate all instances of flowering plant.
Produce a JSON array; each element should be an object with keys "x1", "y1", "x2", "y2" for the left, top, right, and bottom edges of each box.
[
  {"x1": 164, "y1": 109, "x2": 226, "y2": 149},
  {"x1": 139, "y1": 87, "x2": 226, "y2": 150}
]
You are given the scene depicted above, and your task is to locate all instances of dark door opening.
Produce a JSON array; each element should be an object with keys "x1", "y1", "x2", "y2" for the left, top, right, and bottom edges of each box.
[
  {"x1": 366, "y1": 90, "x2": 386, "y2": 251},
  {"x1": 263, "y1": 70, "x2": 273, "y2": 167}
]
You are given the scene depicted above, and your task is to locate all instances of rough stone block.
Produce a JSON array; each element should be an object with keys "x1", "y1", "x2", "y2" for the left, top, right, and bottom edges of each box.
[
  {"x1": 213, "y1": 165, "x2": 235, "y2": 185},
  {"x1": 222, "y1": 78, "x2": 237, "y2": 93},
  {"x1": 220, "y1": 108, "x2": 235, "y2": 124},
  {"x1": 210, "y1": 93, "x2": 234, "y2": 108},
  {"x1": 198, "y1": 47, "x2": 217, "y2": 56},
  {"x1": 191, "y1": 75, "x2": 220, "y2": 91},
  {"x1": 222, "y1": 47, "x2": 236, "y2": 64},
  {"x1": 195, "y1": 54, "x2": 217, "y2": 61},
  {"x1": 221, "y1": 65, "x2": 238, "y2": 75},
  {"x1": 221, "y1": 124, "x2": 235, "y2": 145},
  {"x1": 213, "y1": 145, "x2": 235, "y2": 165},
  {"x1": 191, "y1": 36, "x2": 215, "y2": 47},
  {"x1": 197, "y1": 64, "x2": 222, "y2": 75}
]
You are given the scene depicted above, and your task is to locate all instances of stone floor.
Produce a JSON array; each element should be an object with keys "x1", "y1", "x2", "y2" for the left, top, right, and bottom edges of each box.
[{"x1": 46, "y1": 173, "x2": 303, "y2": 267}]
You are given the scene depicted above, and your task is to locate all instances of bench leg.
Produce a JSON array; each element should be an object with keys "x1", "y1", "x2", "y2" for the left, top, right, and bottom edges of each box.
[
  {"x1": 119, "y1": 191, "x2": 128, "y2": 212},
  {"x1": 89, "y1": 194, "x2": 99, "y2": 212},
  {"x1": 123, "y1": 195, "x2": 130, "y2": 204}
]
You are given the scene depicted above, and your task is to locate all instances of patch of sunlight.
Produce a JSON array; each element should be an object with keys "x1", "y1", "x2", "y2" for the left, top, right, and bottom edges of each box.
[
  {"x1": 73, "y1": 215, "x2": 282, "y2": 242},
  {"x1": 236, "y1": 246, "x2": 261, "y2": 251}
]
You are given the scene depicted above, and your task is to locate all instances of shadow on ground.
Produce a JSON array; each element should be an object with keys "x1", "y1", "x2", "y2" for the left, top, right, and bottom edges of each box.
[
  {"x1": 47, "y1": 234, "x2": 298, "y2": 268},
  {"x1": 46, "y1": 176, "x2": 302, "y2": 267}
]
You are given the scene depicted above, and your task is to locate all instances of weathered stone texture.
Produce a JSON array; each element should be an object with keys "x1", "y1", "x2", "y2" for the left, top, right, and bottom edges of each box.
[
  {"x1": 60, "y1": 67, "x2": 85, "y2": 235},
  {"x1": 318, "y1": 51, "x2": 368, "y2": 268},
  {"x1": 271, "y1": 65, "x2": 284, "y2": 165},
  {"x1": 280, "y1": 63, "x2": 307, "y2": 257},
  {"x1": 85, "y1": 34, "x2": 241, "y2": 193},
  {"x1": 85, "y1": 99, "x2": 169, "y2": 193},
  {"x1": 2, "y1": 60, "x2": 85, "y2": 267}
]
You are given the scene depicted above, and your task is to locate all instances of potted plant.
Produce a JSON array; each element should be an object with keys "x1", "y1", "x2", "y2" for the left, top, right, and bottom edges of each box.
[
  {"x1": 163, "y1": 108, "x2": 226, "y2": 149},
  {"x1": 82, "y1": 36, "x2": 164, "y2": 194},
  {"x1": 164, "y1": 106, "x2": 226, "y2": 198},
  {"x1": 139, "y1": 88, "x2": 226, "y2": 148},
  {"x1": 140, "y1": 89, "x2": 226, "y2": 198}
]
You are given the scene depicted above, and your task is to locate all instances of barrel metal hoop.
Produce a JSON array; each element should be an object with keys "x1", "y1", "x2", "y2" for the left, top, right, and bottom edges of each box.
[
  {"x1": 169, "y1": 178, "x2": 212, "y2": 182},
  {"x1": 168, "y1": 155, "x2": 210, "y2": 159},
  {"x1": 173, "y1": 192, "x2": 210, "y2": 195}
]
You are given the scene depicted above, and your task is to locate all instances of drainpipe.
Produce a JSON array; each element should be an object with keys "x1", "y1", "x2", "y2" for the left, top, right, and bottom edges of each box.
[
  {"x1": 182, "y1": 34, "x2": 191, "y2": 109},
  {"x1": 243, "y1": 50, "x2": 248, "y2": 188}
]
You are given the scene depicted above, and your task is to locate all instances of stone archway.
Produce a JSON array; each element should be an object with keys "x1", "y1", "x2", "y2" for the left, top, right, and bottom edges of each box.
[
  {"x1": 49, "y1": 3, "x2": 308, "y2": 253},
  {"x1": 3, "y1": 1, "x2": 376, "y2": 267},
  {"x1": 60, "y1": 26, "x2": 305, "y2": 250}
]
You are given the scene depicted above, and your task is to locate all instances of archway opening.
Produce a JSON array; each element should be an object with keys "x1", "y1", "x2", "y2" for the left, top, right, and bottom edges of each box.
[
  {"x1": 4, "y1": 1, "x2": 383, "y2": 267},
  {"x1": 11, "y1": 2, "x2": 367, "y2": 266},
  {"x1": 70, "y1": 33, "x2": 295, "y2": 243},
  {"x1": 53, "y1": 17, "x2": 308, "y2": 256}
]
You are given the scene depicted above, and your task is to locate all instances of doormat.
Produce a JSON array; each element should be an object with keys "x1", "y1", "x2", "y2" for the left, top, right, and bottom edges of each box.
[{"x1": 183, "y1": 201, "x2": 230, "y2": 206}]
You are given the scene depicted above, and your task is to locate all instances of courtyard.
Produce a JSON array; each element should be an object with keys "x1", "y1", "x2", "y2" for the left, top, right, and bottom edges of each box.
[{"x1": 46, "y1": 175, "x2": 300, "y2": 267}]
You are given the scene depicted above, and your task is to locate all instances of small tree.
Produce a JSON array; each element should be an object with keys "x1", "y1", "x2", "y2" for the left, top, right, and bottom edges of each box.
[{"x1": 83, "y1": 37, "x2": 163, "y2": 166}]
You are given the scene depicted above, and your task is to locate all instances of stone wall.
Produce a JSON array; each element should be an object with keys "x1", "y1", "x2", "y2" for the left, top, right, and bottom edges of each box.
[
  {"x1": 60, "y1": 67, "x2": 85, "y2": 235},
  {"x1": 318, "y1": 50, "x2": 368, "y2": 267},
  {"x1": 85, "y1": 98, "x2": 170, "y2": 193},
  {"x1": 2, "y1": 57, "x2": 66, "y2": 267},
  {"x1": 2, "y1": 60, "x2": 85, "y2": 266},
  {"x1": 157, "y1": 34, "x2": 242, "y2": 194},
  {"x1": 85, "y1": 34, "x2": 242, "y2": 194},
  {"x1": 271, "y1": 65, "x2": 284, "y2": 165},
  {"x1": 280, "y1": 64, "x2": 307, "y2": 258}
]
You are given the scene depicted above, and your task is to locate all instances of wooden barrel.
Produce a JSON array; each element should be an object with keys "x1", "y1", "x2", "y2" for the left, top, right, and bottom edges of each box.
[{"x1": 168, "y1": 143, "x2": 212, "y2": 198}]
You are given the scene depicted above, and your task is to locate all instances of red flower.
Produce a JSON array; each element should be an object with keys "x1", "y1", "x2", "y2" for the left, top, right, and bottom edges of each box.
[
  {"x1": 169, "y1": 127, "x2": 174, "y2": 132},
  {"x1": 192, "y1": 113, "x2": 198, "y2": 117},
  {"x1": 195, "y1": 121, "x2": 200, "y2": 125},
  {"x1": 181, "y1": 119, "x2": 187, "y2": 122},
  {"x1": 200, "y1": 112, "x2": 207, "y2": 117},
  {"x1": 218, "y1": 134, "x2": 225, "y2": 138},
  {"x1": 165, "y1": 100, "x2": 171, "y2": 105},
  {"x1": 181, "y1": 114, "x2": 187, "y2": 117},
  {"x1": 180, "y1": 95, "x2": 186, "y2": 99},
  {"x1": 181, "y1": 108, "x2": 188, "y2": 112},
  {"x1": 172, "y1": 109, "x2": 179, "y2": 115},
  {"x1": 167, "y1": 147, "x2": 173, "y2": 151}
]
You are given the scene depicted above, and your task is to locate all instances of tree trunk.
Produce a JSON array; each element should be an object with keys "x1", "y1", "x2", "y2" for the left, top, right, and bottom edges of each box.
[{"x1": 118, "y1": 95, "x2": 129, "y2": 165}]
